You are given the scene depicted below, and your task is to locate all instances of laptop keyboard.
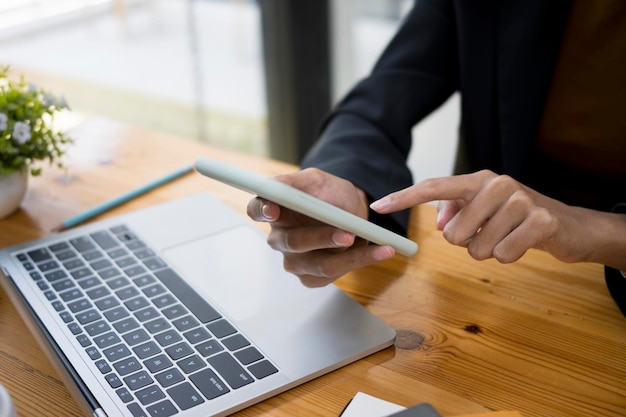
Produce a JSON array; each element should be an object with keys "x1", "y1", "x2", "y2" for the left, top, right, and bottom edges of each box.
[{"x1": 14, "y1": 225, "x2": 278, "y2": 417}]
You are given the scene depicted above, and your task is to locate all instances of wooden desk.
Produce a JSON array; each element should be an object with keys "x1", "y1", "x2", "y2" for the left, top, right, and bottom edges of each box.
[{"x1": 0, "y1": 117, "x2": 624, "y2": 417}]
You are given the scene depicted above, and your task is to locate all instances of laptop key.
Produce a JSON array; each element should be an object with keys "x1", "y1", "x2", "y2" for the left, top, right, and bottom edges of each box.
[
  {"x1": 196, "y1": 340, "x2": 223, "y2": 357},
  {"x1": 177, "y1": 354, "x2": 206, "y2": 374},
  {"x1": 109, "y1": 248, "x2": 129, "y2": 259},
  {"x1": 67, "y1": 298, "x2": 92, "y2": 313},
  {"x1": 234, "y1": 346, "x2": 263, "y2": 365},
  {"x1": 144, "y1": 318, "x2": 170, "y2": 334},
  {"x1": 134, "y1": 248, "x2": 155, "y2": 260},
  {"x1": 36, "y1": 260, "x2": 59, "y2": 272},
  {"x1": 222, "y1": 333, "x2": 250, "y2": 351},
  {"x1": 78, "y1": 276, "x2": 100, "y2": 290},
  {"x1": 248, "y1": 360, "x2": 279, "y2": 380},
  {"x1": 114, "y1": 317, "x2": 140, "y2": 334},
  {"x1": 127, "y1": 403, "x2": 148, "y2": 417},
  {"x1": 116, "y1": 287, "x2": 140, "y2": 301},
  {"x1": 164, "y1": 342, "x2": 193, "y2": 360},
  {"x1": 154, "y1": 330, "x2": 182, "y2": 347},
  {"x1": 161, "y1": 304, "x2": 186, "y2": 319},
  {"x1": 95, "y1": 296, "x2": 121, "y2": 311},
  {"x1": 82, "y1": 250, "x2": 104, "y2": 261},
  {"x1": 116, "y1": 387, "x2": 134, "y2": 403},
  {"x1": 126, "y1": 297, "x2": 151, "y2": 312},
  {"x1": 70, "y1": 236, "x2": 96, "y2": 253},
  {"x1": 52, "y1": 279, "x2": 75, "y2": 292},
  {"x1": 116, "y1": 256, "x2": 138, "y2": 269},
  {"x1": 48, "y1": 242, "x2": 70, "y2": 252},
  {"x1": 75, "y1": 309, "x2": 102, "y2": 325},
  {"x1": 63, "y1": 258, "x2": 85, "y2": 270},
  {"x1": 153, "y1": 294, "x2": 177, "y2": 309},
  {"x1": 207, "y1": 319, "x2": 236, "y2": 338},
  {"x1": 60, "y1": 288, "x2": 83, "y2": 302},
  {"x1": 172, "y1": 315, "x2": 199, "y2": 332},
  {"x1": 105, "y1": 373, "x2": 123, "y2": 389},
  {"x1": 27, "y1": 248, "x2": 52, "y2": 263},
  {"x1": 134, "y1": 307, "x2": 159, "y2": 322},
  {"x1": 77, "y1": 334, "x2": 92, "y2": 347},
  {"x1": 85, "y1": 320, "x2": 111, "y2": 337},
  {"x1": 124, "y1": 370, "x2": 154, "y2": 391},
  {"x1": 143, "y1": 354, "x2": 172, "y2": 373},
  {"x1": 167, "y1": 382, "x2": 205, "y2": 410},
  {"x1": 104, "y1": 306, "x2": 129, "y2": 322},
  {"x1": 90, "y1": 259, "x2": 113, "y2": 271},
  {"x1": 98, "y1": 267, "x2": 121, "y2": 280},
  {"x1": 90, "y1": 230, "x2": 120, "y2": 250},
  {"x1": 85, "y1": 346, "x2": 101, "y2": 360},
  {"x1": 143, "y1": 257, "x2": 166, "y2": 271},
  {"x1": 103, "y1": 344, "x2": 132, "y2": 362},
  {"x1": 107, "y1": 276, "x2": 131, "y2": 290},
  {"x1": 123, "y1": 329, "x2": 150, "y2": 346},
  {"x1": 94, "y1": 332, "x2": 122, "y2": 349},
  {"x1": 125, "y1": 265, "x2": 147, "y2": 278},
  {"x1": 59, "y1": 311, "x2": 73, "y2": 323},
  {"x1": 45, "y1": 270, "x2": 67, "y2": 282},
  {"x1": 86, "y1": 286, "x2": 111, "y2": 300},
  {"x1": 189, "y1": 369, "x2": 230, "y2": 400},
  {"x1": 113, "y1": 356, "x2": 142, "y2": 376},
  {"x1": 207, "y1": 352, "x2": 254, "y2": 389},
  {"x1": 70, "y1": 267, "x2": 92, "y2": 280},
  {"x1": 54, "y1": 250, "x2": 76, "y2": 261},
  {"x1": 133, "y1": 341, "x2": 162, "y2": 360},
  {"x1": 183, "y1": 327, "x2": 210, "y2": 345},
  {"x1": 146, "y1": 400, "x2": 177, "y2": 417},
  {"x1": 155, "y1": 368, "x2": 184, "y2": 388},
  {"x1": 95, "y1": 359, "x2": 112, "y2": 374},
  {"x1": 136, "y1": 385, "x2": 165, "y2": 406},
  {"x1": 133, "y1": 274, "x2": 156, "y2": 288}
]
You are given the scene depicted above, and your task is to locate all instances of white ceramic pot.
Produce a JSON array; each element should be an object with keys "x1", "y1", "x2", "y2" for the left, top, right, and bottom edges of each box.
[
  {"x1": 0, "y1": 169, "x2": 28, "y2": 219},
  {"x1": 0, "y1": 383, "x2": 16, "y2": 417}
]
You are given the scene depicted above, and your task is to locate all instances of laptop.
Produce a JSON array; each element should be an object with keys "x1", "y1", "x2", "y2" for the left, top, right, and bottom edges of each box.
[{"x1": 0, "y1": 193, "x2": 396, "y2": 417}]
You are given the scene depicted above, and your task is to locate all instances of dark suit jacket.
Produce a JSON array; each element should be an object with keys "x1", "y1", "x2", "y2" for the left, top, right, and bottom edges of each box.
[
  {"x1": 301, "y1": 0, "x2": 626, "y2": 315},
  {"x1": 302, "y1": 0, "x2": 573, "y2": 233}
]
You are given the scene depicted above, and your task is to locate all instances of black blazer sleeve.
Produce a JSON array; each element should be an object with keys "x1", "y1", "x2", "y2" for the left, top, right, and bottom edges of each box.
[{"x1": 301, "y1": 0, "x2": 459, "y2": 235}]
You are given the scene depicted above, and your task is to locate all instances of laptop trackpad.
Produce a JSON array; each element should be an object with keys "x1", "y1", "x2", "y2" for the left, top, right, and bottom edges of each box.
[{"x1": 161, "y1": 225, "x2": 312, "y2": 323}]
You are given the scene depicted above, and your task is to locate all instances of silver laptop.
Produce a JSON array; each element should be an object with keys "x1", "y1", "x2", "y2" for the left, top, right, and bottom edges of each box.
[{"x1": 0, "y1": 193, "x2": 395, "y2": 417}]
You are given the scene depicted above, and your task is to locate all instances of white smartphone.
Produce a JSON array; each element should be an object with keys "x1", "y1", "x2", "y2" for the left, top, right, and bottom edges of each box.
[{"x1": 194, "y1": 156, "x2": 418, "y2": 256}]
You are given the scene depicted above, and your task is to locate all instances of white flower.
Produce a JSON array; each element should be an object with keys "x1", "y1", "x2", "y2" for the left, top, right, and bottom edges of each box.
[
  {"x1": 43, "y1": 93, "x2": 56, "y2": 107},
  {"x1": 58, "y1": 94, "x2": 70, "y2": 110},
  {"x1": 0, "y1": 113, "x2": 7, "y2": 131},
  {"x1": 12, "y1": 121, "x2": 31, "y2": 144}
]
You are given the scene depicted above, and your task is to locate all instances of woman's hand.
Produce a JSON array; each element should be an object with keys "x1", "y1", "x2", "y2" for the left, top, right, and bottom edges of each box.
[
  {"x1": 371, "y1": 170, "x2": 626, "y2": 270},
  {"x1": 246, "y1": 168, "x2": 395, "y2": 287}
]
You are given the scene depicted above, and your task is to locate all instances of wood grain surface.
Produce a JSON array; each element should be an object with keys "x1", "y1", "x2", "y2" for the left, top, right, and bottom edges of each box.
[{"x1": 0, "y1": 117, "x2": 624, "y2": 417}]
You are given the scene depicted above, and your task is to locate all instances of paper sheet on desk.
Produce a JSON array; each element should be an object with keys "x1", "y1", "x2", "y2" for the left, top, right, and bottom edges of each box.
[
  {"x1": 340, "y1": 392, "x2": 523, "y2": 417},
  {"x1": 340, "y1": 392, "x2": 406, "y2": 417}
]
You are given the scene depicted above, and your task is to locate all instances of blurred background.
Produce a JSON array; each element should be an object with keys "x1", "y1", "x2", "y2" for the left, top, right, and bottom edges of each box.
[{"x1": 0, "y1": 0, "x2": 458, "y2": 181}]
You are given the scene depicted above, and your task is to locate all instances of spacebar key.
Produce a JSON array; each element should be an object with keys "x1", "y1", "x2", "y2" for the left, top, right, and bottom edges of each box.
[{"x1": 154, "y1": 268, "x2": 221, "y2": 323}]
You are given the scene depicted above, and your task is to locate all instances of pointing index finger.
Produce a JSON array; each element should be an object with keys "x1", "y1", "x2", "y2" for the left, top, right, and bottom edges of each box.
[{"x1": 370, "y1": 172, "x2": 489, "y2": 214}]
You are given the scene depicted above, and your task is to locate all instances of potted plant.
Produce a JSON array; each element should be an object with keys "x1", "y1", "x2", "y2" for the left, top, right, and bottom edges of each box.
[{"x1": 0, "y1": 66, "x2": 72, "y2": 218}]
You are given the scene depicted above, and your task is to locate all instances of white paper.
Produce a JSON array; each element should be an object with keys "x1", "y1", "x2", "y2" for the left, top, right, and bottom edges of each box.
[{"x1": 340, "y1": 392, "x2": 406, "y2": 417}]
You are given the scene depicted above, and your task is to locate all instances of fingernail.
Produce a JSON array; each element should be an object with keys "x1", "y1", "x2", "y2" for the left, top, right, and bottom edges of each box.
[
  {"x1": 332, "y1": 230, "x2": 354, "y2": 247},
  {"x1": 261, "y1": 202, "x2": 273, "y2": 220},
  {"x1": 372, "y1": 245, "x2": 395, "y2": 261},
  {"x1": 436, "y1": 208, "x2": 443, "y2": 226},
  {"x1": 369, "y1": 196, "x2": 390, "y2": 212}
]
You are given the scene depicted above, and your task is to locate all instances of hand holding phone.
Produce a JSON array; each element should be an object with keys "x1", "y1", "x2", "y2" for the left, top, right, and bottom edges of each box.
[{"x1": 194, "y1": 156, "x2": 418, "y2": 256}]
